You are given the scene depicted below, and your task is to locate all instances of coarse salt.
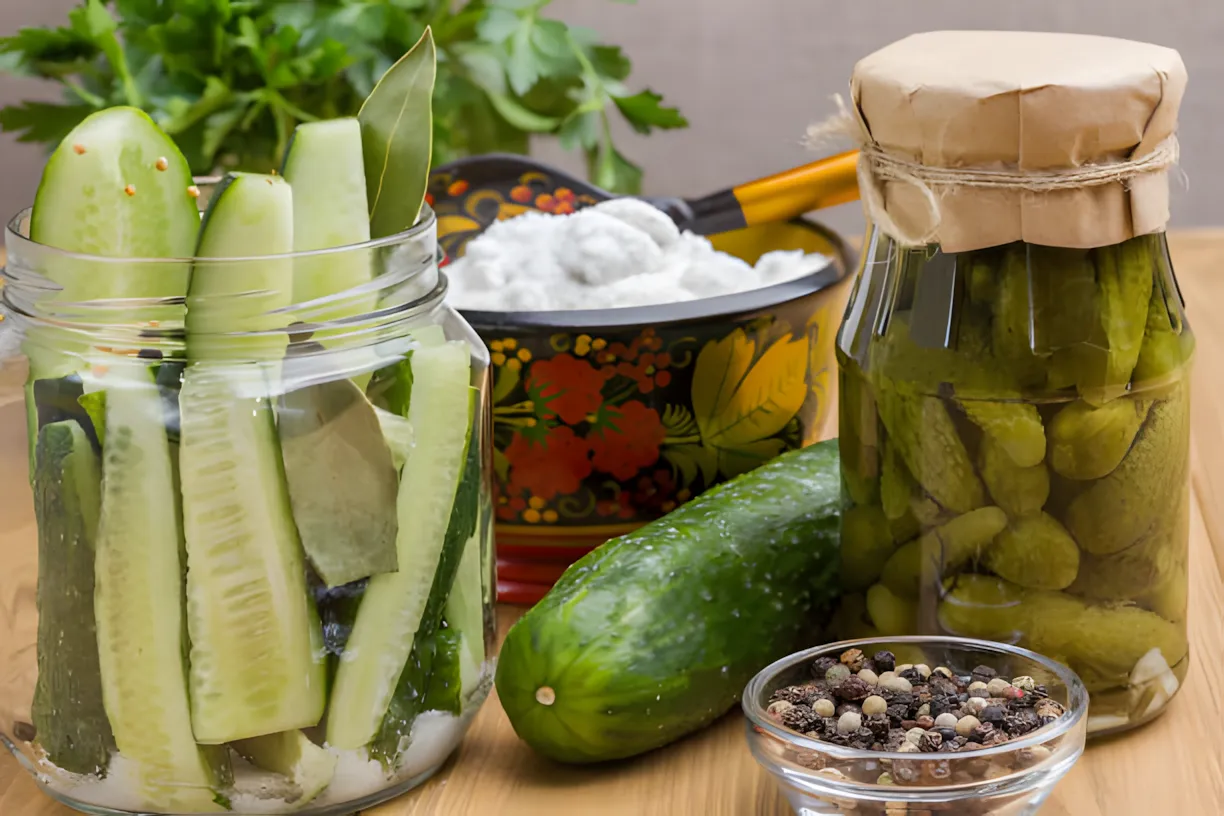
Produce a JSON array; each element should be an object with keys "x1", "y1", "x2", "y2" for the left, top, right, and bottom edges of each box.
[{"x1": 446, "y1": 198, "x2": 829, "y2": 312}]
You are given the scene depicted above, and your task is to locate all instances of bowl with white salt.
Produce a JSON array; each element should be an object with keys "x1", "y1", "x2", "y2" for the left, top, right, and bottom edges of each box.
[{"x1": 426, "y1": 166, "x2": 855, "y2": 604}]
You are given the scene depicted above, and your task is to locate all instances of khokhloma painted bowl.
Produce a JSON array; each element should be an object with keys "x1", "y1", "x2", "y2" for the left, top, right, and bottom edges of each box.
[{"x1": 427, "y1": 160, "x2": 856, "y2": 605}]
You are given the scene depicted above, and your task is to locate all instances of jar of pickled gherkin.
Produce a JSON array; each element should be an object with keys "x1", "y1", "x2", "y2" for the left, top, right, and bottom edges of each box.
[
  {"x1": 0, "y1": 178, "x2": 495, "y2": 810},
  {"x1": 830, "y1": 31, "x2": 1192, "y2": 736}
]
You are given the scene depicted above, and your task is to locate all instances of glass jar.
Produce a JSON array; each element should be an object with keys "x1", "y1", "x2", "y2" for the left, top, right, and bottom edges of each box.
[
  {"x1": 833, "y1": 228, "x2": 1192, "y2": 736},
  {"x1": 0, "y1": 204, "x2": 495, "y2": 814}
]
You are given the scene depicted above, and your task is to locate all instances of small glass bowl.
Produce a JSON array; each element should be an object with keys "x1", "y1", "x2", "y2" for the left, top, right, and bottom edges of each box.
[{"x1": 743, "y1": 636, "x2": 1088, "y2": 816}]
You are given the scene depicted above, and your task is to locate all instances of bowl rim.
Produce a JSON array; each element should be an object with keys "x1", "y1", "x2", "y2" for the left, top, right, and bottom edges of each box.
[
  {"x1": 742, "y1": 634, "x2": 1088, "y2": 766},
  {"x1": 455, "y1": 218, "x2": 854, "y2": 331}
]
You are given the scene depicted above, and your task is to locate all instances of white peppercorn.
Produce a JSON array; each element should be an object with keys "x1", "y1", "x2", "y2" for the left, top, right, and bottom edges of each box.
[
  {"x1": 877, "y1": 671, "x2": 897, "y2": 683},
  {"x1": 1011, "y1": 676, "x2": 1037, "y2": 692},
  {"x1": 916, "y1": 703, "x2": 930, "y2": 717},
  {"x1": 914, "y1": 664, "x2": 932, "y2": 679},
  {"x1": 905, "y1": 727, "x2": 926, "y2": 746},
  {"x1": 955, "y1": 715, "x2": 982, "y2": 737},
  {"x1": 826, "y1": 664, "x2": 852, "y2": 686},
  {"x1": 962, "y1": 697, "x2": 987, "y2": 716},
  {"x1": 837, "y1": 711, "x2": 863, "y2": 735},
  {"x1": 858, "y1": 669, "x2": 879, "y2": 686},
  {"x1": 766, "y1": 700, "x2": 795, "y2": 719},
  {"x1": 880, "y1": 674, "x2": 913, "y2": 694},
  {"x1": 986, "y1": 678, "x2": 1013, "y2": 697},
  {"x1": 934, "y1": 712, "x2": 960, "y2": 729},
  {"x1": 933, "y1": 666, "x2": 954, "y2": 679},
  {"x1": 813, "y1": 698, "x2": 836, "y2": 718},
  {"x1": 862, "y1": 695, "x2": 888, "y2": 716},
  {"x1": 967, "y1": 681, "x2": 989, "y2": 698}
]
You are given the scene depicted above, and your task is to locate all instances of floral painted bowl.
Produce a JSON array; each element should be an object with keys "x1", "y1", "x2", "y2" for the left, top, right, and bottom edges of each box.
[{"x1": 427, "y1": 162, "x2": 856, "y2": 604}]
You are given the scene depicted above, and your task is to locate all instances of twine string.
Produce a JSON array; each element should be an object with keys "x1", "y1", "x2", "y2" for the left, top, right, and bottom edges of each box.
[{"x1": 805, "y1": 94, "x2": 1180, "y2": 246}]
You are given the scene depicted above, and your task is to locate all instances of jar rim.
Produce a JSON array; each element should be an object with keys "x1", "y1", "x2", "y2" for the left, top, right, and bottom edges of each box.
[{"x1": 4, "y1": 204, "x2": 438, "y2": 265}]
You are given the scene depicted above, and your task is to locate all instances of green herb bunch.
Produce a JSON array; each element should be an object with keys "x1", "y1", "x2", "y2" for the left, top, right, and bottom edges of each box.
[{"x1": 0, "y1": 0, "x2": 687, "y2": 193}]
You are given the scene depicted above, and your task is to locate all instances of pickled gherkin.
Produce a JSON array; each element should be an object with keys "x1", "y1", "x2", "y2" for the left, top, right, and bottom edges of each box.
[
  {"x1": 837, "y1": 233, "x2": 1193, "y2": 736},
  {"x1": 978, "y1": 434, "x2": 1049, "y2": 518}
]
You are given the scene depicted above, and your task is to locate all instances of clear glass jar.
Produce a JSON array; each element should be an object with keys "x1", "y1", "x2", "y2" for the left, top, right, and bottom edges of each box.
[
  {"x1": 0, "y1": 205, "x2": 495, "y2": 814},
  {"x1": 833, "y1": 227, "x2": 1192, "y2": 736}
]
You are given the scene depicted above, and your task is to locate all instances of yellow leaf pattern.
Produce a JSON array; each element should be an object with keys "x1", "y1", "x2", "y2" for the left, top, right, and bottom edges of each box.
[{"x1": 691, "y1": 327, "x2": 809, "y2": 475}]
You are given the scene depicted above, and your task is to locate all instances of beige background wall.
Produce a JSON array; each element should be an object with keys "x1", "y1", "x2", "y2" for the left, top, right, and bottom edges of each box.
[{"x1": 2, "y1": 0, "x2": 1221, "y2": 243}]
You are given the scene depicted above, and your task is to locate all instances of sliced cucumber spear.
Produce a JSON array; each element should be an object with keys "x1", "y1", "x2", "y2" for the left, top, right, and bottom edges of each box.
[
  {"x1": 326, "y1": 341, "x2": 472, "y2": 750},
  {"x1": 27, "y1": 107, "x2": 225, "y2": 804},
  {"x1": 282, "y1": 118, "x2": 373, "y2": 317},
  {"x1": 94, "y1": 360, "x2": 229, "y2": 811},
  {"x1": 181, "y1": 173, "x2": 326, "y2": 743},
  {"x1": 32, "y1": 420, "x2": 114, "y2": 776},
  {"x1": 447, "y1": 525, "x2": 490, "y2": 703}
]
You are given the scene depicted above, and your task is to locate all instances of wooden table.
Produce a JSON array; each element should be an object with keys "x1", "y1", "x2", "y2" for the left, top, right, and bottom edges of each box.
[{"x1": 3, "y1": 232, "x2": 1224, "y2": 815}]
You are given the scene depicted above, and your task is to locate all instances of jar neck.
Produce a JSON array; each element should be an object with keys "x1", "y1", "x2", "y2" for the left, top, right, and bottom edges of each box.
[{"x1": 1, "y1": 208, "x2": 448, "y2": 376}]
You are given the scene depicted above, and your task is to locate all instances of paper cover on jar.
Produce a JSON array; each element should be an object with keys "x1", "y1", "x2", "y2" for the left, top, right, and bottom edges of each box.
[{"x1": 848, "y1": 31, "x2": 1187, "y2": 253}]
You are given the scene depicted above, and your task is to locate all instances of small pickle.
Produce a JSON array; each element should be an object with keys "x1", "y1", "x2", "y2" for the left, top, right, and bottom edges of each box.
[
  {"x1": 866, "y1": 583, "x2": 919, "y2": 636},
  {"x1": 991, "y1": 245, "x2": 1033, "y2": 361},
  {"x1": 880, "y1": 507, "x2": 1007, "y2": 599},
  {"x1": 939, "y1": 575, "x2": 1188, "y2": 690},
  {"x1": 874, "y1": 383, "x2": 986, "y2": 514},
  {"x1": 880, "y1": 439, "x2": 945, "y2": 535},
  {"x1": 1066, "y1": 387, "x2": 1190, "y2": 555},
  {"x1": 1132, "y1": 282, "x2": 1193, "y2": 395},
  {"x1": 985, "y1": 512, "x2": 1080, "y2": 590},
  {"x1": 967, "y1": 255, "x2": 997, "y2": 305},
  {"x1": 959, "y1": 400, "x2": 1046, "y2": 469},
  {"x1": 1048, "y1": 398, "x2": 1150, "y2": 481},
  {"x1": 1077, "y1": 238, "x2": 1155, "y2": 405},
  {"x1": 978, "y1": 434, "x2": 1049, "y2": 517},
  {"x1": 1069, "y1": 488, "x2": 1188, "y2": 602},
  {"x1": 841, "y1": 505, "x2": 898, "y2": 592}
]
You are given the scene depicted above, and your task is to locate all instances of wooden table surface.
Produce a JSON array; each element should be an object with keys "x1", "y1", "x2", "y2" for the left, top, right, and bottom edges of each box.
[{"x1": 3, "y1": 232, "x2": 1224, "y2": 815}]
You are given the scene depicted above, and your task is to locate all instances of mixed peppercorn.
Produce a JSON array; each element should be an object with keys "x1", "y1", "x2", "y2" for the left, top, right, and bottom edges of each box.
[{"x1": 766, "y1": 648, "x2": 1066, "y2": 754}]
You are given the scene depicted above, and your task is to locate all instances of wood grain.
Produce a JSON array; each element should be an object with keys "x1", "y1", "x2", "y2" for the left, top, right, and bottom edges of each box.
[{"x1": 2, "y1": 232, "x2": 1224, "y2": 814}]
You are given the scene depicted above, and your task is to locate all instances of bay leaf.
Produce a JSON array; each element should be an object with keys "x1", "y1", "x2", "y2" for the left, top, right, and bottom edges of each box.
[
  {"x1": 279, "y1": 378, "x2": 400, "y2": 587},
  {"x1": 358, "y1": 27, "x2": 437, "y2": 240}
]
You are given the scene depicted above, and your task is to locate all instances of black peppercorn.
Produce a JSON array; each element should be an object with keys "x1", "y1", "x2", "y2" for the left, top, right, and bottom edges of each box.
[
  {"x1": 918, "y1": 730, "x2": 943, "y2": 752},
  {"x1": 899, "y1": 667, "x2": 921, "y2": 683},
  {"x1": 852, "y1": 727, "x2": 875, "y2": 749},
  {"x1": 980, "y1": 704, "x2": 1007, "y2": 724},
  {"x1": 969, "y1": 722, "x2": 995, "y2": 743},
  {"x1": 866, "y1": 714, "x2": 891, "y2": 741},
  {"x1": 886, "y1": 704, "x2": 908, "y2": 727},
  {"x1": 889, "y1": 691, "x2": 914, "y2": 709},
  {"x1": 930, "y1": 694, "x2": 960, "y2": 718},
  {"x1": 954, "y1": 735, "x2": 969, "y2": 748},
  {"x1": 820, "y1": 717, "x2": 839, "y2": 738},
  {"x1": 1004, "y1": 710, "x2": 1040, "y2": 737},
  {"x1": 836, "y1": 676, "x2": 872, "y2": 701},
  {"x1": 811, "y1": 656, "x2": 839, "y2": 679},
  {"x1": 971, "y1": 665, "x2": 997, "y2": 683},
  {"x1": 873, "y1": 650, "x2": 896, "y2": 673},
  {"x1": 770, "y1": 684, "x2": 818, "y2": 705},
  {"x1": 781, "y1": 705, "x2": 820, "y2": 733},
  {"x1": 1032, "y1": 684, "x2": 1050, "y2": 699},
  {"x1": 929, "y1": 675, "x2": 959, "y2": 697},
  {"x1": 936, "y1": 726, "x2": 957, "y2": 743}
]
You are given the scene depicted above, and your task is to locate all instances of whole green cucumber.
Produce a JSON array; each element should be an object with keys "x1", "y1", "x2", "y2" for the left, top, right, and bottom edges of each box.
[{"x1": 495, "y1": 440, "x2": 841, "y2": 763}]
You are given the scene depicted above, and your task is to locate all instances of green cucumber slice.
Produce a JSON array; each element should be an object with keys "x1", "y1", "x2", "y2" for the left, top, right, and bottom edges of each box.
[
  {"x1": 282, "y1": 119, "x2": 373, "y2": 312},
  {"x1": 446, "y1": 526, "x2": 489, "y2": 702},
  {"x1": 94, "y1": 360, "x2": 228, "y2": 811},
  {"x1": 376, "y1": 407, "x2": 415, "y2": 470},
  {"x1": 370, "y1": 419, "x2": 482, "y2": 765},
  {"x1": 278, "y1": 378, "x2": 400, "y2": 587},
  {"x1": 179, "y1": 366, "x2": 326, "y2": 743},
  {"x1": 326, "y1": 342, "x2": 472, "y2": 750},
  {"x1": 233, "y1": 730, "x2": 337, "y2": 808},
  {"x1": 188, "y1": 173, "x2": 294, "y2": 365},
  {"x1": 32, "y1": 420, "x2": 114, "y2": 776}
]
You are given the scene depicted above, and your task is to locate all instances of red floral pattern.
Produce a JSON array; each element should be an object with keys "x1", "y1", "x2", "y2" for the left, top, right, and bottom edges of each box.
[
  {"x1": 505, "y1": 426, "x2": 592, "y2": 500},
  {"x1": 588, "y1": 402, "x2": 667, "y2": 480},
  {"x1": 528, "y1": 353, "x2": 611, "y2": 424}
]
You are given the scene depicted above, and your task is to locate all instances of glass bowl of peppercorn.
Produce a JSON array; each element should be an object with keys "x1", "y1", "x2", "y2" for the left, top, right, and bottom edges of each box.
[{"x1": 743, "y1": 636, "x2": 1088, "y2": 816}]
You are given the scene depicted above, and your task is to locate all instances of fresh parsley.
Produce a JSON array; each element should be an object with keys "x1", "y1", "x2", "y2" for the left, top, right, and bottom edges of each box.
[{"x1": 0, "y1": 0, "x2": 688, "y2": 193}]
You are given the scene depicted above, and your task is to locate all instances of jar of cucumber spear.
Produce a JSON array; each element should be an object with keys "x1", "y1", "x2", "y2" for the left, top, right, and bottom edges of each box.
[
  {"x1": 830, "y1": 31, "x2": 1192, "y2": 735},
  {"x1": 0, "y1": 30, "x2": 496, "y2": 814}
]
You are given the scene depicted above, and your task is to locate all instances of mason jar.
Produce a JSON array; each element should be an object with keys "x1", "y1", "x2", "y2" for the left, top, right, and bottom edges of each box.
[
  {"x1": 832, "y1": 227, "x2": 1192, "y2": 735},
  {"x1": 0, "y1": 203, "x2": 495, "y2": 814}
]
